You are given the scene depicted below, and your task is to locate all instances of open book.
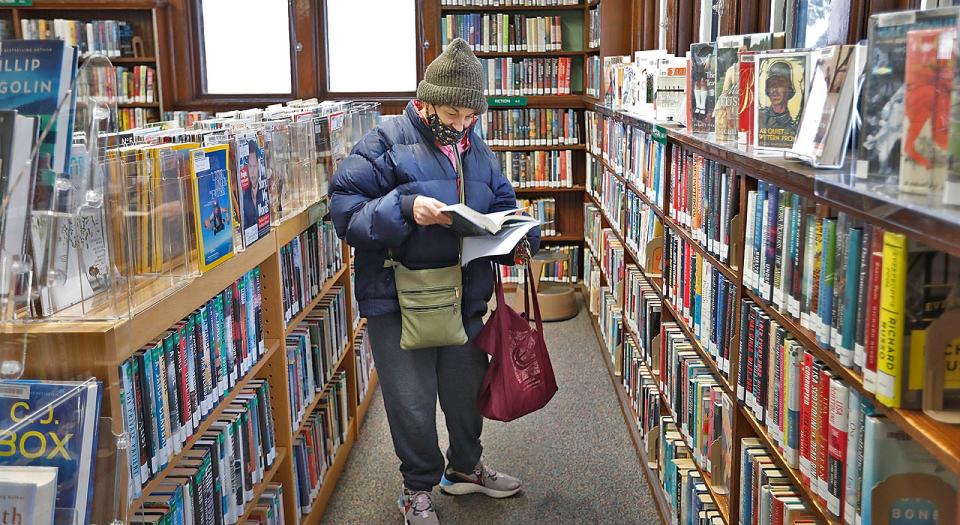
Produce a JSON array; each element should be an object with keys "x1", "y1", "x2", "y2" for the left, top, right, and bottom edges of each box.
[{"x1": 441, "y1": 204, "x2": 538, "y2": 237}]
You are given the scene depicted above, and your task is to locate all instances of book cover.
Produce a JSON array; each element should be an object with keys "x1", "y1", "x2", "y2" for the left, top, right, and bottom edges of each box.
[
  {"x1": 190, "y1": 144, "x2": 236, "y2": 272},
  {"x1": 861, "y1": 415, "x2": 958, "y2": 525},
  {"x1": 826, "y1": 378, "x2": 849, "y2": 517},
  {"x1": 0, "y1": 380, "x2": 101, "y2": 525},
  {"x1": 715, "y1": 33, "x2": 774, "y2": 141},
  {"x1": 755, "y1": 51, "x2": 810, "y2": 152},
  {"x1": 234, "y1": 132, "x2": 271, "y2": 248},
  {"x1": 690, "y1": 43, "x2": 716, "y2": 134},
  {"x1": 739, "y1": 53, "x2": 758, "y2": 146},
  {"x1": 899, "y1": 28, "x2": 952, "y2": 194},
  {"x1": 0, "y1": 40, "x2": 77, "y2": 180},
  {"x1": 876, "y1": 231, "x2": 907, "y2": 407},
  {"x1": 0, "y1": 465, "x2": 57, "y2": 525},
  {"x1": 858, "y1": 7, "x2": 958, "y2": 182}
]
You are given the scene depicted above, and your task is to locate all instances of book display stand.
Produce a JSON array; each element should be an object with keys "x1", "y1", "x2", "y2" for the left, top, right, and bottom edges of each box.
[{"x1": 0, "y1": 48, "x2": 384, "y2": 521}]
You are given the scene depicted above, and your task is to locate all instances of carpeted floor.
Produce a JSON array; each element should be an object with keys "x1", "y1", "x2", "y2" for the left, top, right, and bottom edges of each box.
[{"x1": 321, "y1": 304, "x2": 661, "y2": 524}]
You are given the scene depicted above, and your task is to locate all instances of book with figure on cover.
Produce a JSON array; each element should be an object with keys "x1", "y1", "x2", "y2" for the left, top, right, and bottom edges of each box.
[
  {"x1": 190, "y1": 144, "x2": 236, "y2": 272},
  {"x1": 754, "y1": 51, "x2": 810, "y2": 153}
]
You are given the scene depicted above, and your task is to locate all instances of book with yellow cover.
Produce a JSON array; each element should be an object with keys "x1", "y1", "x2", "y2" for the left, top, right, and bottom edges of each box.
[
  {"x1": 876, "y1": 231, "x2": 906, "y2": 408},
  {"x1": 189, "y1": 144, "x2": 235, "y2": 272}
]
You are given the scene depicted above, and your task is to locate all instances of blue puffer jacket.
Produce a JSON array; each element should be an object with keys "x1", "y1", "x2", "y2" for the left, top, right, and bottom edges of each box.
[{"x1": 330, "y1": 101, "x2": 541, "y2": 318}]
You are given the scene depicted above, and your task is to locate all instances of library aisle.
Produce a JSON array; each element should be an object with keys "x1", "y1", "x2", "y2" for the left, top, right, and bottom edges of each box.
[{"x1": 323, "y1": 304, "x2": 659, "y2": 524}]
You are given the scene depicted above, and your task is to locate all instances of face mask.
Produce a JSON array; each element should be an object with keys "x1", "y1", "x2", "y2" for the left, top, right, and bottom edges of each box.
[{"x1": 426, "y1": 111, "x2": 467, "y2": 146}]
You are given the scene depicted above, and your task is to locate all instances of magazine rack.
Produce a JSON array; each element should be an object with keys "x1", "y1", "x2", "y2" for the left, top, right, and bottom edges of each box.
[
  {"x1": 0, "y1": 377, "x2": 126, "y2": 525},
  {"x1": 0, "y1": 55, "x2": 194, "y2": 322}
]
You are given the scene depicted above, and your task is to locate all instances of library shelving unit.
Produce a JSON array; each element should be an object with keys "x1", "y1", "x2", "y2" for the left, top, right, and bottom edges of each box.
[
  {"x1": 0, "y1": 0, "x2": 167, "y2": 128},
  {"x1": 435, "y1": 1, "x2": 603, "y2": 256},
  {"x1": 579, "y1": 11, "x2": 960, "y2": 524},
  {"x1": 3, "y1": 194, "x2": 377, "y2": 524}
]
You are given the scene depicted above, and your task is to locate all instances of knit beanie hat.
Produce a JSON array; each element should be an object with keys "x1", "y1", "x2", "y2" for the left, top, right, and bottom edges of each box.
[{"x1": 417, "y1": 38, "x2": 487, "y2": 114}]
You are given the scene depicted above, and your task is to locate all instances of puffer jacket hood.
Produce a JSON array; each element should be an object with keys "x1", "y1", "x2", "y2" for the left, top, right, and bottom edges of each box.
[{"x1": 329, "y1": 101, "x2": 541, "y2": 317}]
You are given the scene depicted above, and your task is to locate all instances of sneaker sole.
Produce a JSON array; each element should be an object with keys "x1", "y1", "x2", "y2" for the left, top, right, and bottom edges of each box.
[{"x1": 439, "y1": 475, "x2": 521, "y2": 498}]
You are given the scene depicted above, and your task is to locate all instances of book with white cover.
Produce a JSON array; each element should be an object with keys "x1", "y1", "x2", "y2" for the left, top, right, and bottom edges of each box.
[{"x1": 0, "y1": 465, "x2": 57, "y2": 525}]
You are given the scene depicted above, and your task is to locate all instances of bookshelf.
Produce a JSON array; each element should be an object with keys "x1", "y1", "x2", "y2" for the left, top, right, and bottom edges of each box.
[
  {"x1": 0, "y1": 0, "x2": 166, "y2": 130},
  {"x1": 583, "y1": 92, "x2": 960, "y2": 525}
]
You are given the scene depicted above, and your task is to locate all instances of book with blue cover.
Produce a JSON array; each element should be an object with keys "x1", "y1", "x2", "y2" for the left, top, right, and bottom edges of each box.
[
  {"x1": 0, "y1": 380, "x2": 101, "y2": 525},
  {"x1": 0, "y1": 40, "x2": 78, "y2": 203},
  {"x1": 190, "y1": 144, "x2": 235, "y2": 272}
]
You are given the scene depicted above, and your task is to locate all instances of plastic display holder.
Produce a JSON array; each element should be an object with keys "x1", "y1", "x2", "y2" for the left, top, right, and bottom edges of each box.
[{"x1": 0, "y1": 376, "x2": 126, "y2": 525}]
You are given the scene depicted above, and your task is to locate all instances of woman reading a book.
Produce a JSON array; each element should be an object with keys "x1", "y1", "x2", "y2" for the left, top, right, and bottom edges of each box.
[{"x1": 330, "y1": 38, "x2": 540, "y2": 525}]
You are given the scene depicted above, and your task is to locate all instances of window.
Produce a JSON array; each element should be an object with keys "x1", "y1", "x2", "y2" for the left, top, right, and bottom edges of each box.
[
  {"x1": 199, "y1": 0, "x2": 293, "y2": 94},
  {"x1": 325, "y1": 0, "x2": 417, "y2": 93}
]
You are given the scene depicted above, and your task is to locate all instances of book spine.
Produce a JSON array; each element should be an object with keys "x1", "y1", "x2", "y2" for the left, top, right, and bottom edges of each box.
[{"x1": 875, "y1": 231, "x2": 907, "y2": 407}]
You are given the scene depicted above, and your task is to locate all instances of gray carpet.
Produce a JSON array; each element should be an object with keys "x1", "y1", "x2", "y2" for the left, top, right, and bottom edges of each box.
[{"x1": 321, "y1": 304, "x2": 660, "y2": 524}]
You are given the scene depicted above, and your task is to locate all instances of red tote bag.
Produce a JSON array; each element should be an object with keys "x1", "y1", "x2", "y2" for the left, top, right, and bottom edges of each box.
[{"x1": 476, "y1": 263, "x2": 558, "y2": 422}]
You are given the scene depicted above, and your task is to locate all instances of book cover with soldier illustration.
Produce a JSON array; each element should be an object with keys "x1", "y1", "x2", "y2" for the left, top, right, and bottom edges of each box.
[{"x1": 754, "y1": 52, "x2": 810, "y2": 152}]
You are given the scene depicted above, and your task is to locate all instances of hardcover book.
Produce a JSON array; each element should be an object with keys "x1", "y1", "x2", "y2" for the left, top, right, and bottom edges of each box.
[
  {"x1": 754, "y1": 51, "x2": 810, "y2": 153},
  {"x1": 715, "y1": 33, "x2": 774, "y2": 141},
  {"x1": 0, "y1": 466, "x2": 57, "y2": 525},
  {"x1": 689, "y1": 43, "x2": 716, "y2": 134},
  {"x1": 0, "y1": 380, "x2": 101, "y2": 525},
  {"x1": 233, "y1": 131, "x2": 271, "y2": 248},
  {"x1": 190, "y1": 144, "x2": 236, "y2": 272},
  {"x1": 857, "y1": 7, "x2": 958, "y2": 182}
]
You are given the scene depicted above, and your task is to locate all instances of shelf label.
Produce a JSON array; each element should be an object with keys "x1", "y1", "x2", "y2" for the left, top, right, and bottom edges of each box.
[
  {"x1": 488, "y1": 97, "x2": 528, "y2": 107},
  {"x1": 0, "y1": 0, "x2": 32, "y2": 5},
  {"x1": 653, "y1": 126, "x2": 668, "y2": 144}
]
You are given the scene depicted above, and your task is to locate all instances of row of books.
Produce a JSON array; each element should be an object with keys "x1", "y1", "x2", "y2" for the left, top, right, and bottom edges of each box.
[
  {"x1": 130, "y1": 380, "x2": 279, "y2": 525},
  {"x1": 480, "y1": 57, "x2": 576, "y2": 96},
  {"x1": 598, "y1": 287, "x2": 623, "y2": 368},
  {"x1": 478, "y1": 108, "x2": 580, "y2": 146},
  {"x1": 441, "y1": 14, "x2": 565, "y2": 52},
  {"x1": 594, "y1": 168, "x2": 624, "y2": 237},
  {"x1": 587, "y1": 6, "x2": 600, "y2": 49},
  {"x1": 517, "y1": 197, "x2": 558, "y2": 236},
  {"x1": 742, "y1": 181, "x2": 960, "y2": 409},
  {"x1": 118, "y1": 107, "x2": 159, "y2": 131},
  {"x1": 586, "y1": 55, "x2": 601, "y2": 97},
  {"x1": 355, "y1": 325, "x2": 376, "y2": 405},
  {"x1": 669, "y1": 147, "x2": 740, "y2": 266},
  {"x1": 658, "y1": 415, "x2": 724, "y2": 524},
  {"x1": 119, "y1": 267, "x2": 267, "y2": 497},
  {"x1": 624, "y1": 265, "x2": 661, "y2": 367},
  {"x1": 495, "y1": 149, "x2": 575, "y2": 188},
  {"x1": 659, "y1": 321, "x2": 734, "y2": 493},
  {"x1": 498, "y1": 244, "x2": 581, "y2": 283},
  {"x1": 624, "y1": 188, "x2": 663, "y2": 270},
  {"x1": 738, "y1": 439, "x2": 815, "y2": 525},
  {"x1": 280, "y1": 220, "x2": 344, "y2": 326},
  {"x1": 440, "y1": 0, "x2": 579, "y2": 5},
  {"x1": 165, "y1": 111, "x2": 213, "y2": 129},
  {"x1": 116, "y1": 65, "x2": 157, "y2": 104},
  {"x1": 20, "y1": 18, "x2": 136, "y2": 57},
  {"x1": 586, "y1": 110, "x2": 668, "y2": 208},
  {"x1": 286, "y1": 286, "x2": 350, "y2": 433},
  {"x1": 664, "y1": 227, "x2": 738, "y2": 379},
  {"x1": 292, "y1": 370, "x2": 351, "y2": 516}
]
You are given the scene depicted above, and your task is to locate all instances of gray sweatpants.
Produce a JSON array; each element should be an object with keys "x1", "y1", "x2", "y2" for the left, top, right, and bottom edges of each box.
[{"x1": 367, "y1": 312, "x2": 489, "y2": 491}]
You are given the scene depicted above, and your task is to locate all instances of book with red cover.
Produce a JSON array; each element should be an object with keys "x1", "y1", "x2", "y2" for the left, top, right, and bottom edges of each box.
[
  {"x1": 739, "y1": 53, "x2": 757, "y2": 145},
  {"x1": 826, "y1": 377, "x2": 849, "y2": 517},
  {"x1": 816, "y1": 367, "x2": 834, "y2": 504},
  {"x1": 863, "y1": 225, "x2": 885, "y2": 392}
]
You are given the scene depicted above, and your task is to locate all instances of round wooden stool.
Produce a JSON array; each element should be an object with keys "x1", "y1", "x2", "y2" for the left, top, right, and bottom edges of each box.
[{"x1": 513, "y1": 251, "x2": 579, "y2": 322}]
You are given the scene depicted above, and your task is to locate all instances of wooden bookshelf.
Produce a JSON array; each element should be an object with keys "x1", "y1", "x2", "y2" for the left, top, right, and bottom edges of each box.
[{"x1": 584, "y1": 95, "x2": 960, "y2": 524}]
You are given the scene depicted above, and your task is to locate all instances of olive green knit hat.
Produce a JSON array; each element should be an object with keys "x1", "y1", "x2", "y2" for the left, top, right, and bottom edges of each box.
[{"x1": 417, "y1": 38, "x2": 487, "y2": 114}]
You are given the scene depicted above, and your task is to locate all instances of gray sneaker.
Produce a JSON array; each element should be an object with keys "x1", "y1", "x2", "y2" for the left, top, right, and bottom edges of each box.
[
  {"x1": 398, "y1": 488, "x2": 439, "y2": 525},
  {"x1": 439, "y1": 456, "x2": 522, "y2": 498}
]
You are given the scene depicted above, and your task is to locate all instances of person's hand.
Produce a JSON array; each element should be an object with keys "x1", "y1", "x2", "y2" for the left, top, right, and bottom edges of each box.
[{"x1": 413, "y1": 196, "x2": 453, "y2": 226}]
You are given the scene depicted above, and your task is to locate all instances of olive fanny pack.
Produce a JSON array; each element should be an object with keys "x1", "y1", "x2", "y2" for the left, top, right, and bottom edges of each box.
[{"x1": 384, "y1": 147, "x2": 468, "y2": 350}]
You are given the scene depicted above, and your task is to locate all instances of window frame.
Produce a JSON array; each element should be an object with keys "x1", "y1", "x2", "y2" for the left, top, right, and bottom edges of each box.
[{"x1": 317, "y1": 0, "x2": 426, "y2": 102}]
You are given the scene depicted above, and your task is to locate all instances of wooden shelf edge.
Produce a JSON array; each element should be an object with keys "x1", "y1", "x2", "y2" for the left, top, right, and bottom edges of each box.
[
  {"x1": 284, "y1": 264, "x2": 349, "y2": 338},
  {"x1": 274, "y1": 198, "x2": 330, "y2": 249},
  {"x1": 123, "y1": 232, "x2": 278, "y2": 357},
  {"x1": 127, "y1": 338, "x2": 282, "y2": 512},
  {"x1": 236, "y1": 447, "x2": 288, "y2": 523},
  {"x1": 292, "y1": 339, "x2": 354, "y2": 438},
  {"x1": 441, "y1": 3, "x2": 587, "y2": 11}
]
